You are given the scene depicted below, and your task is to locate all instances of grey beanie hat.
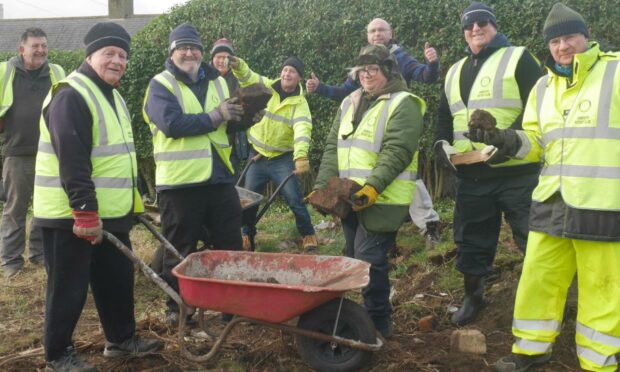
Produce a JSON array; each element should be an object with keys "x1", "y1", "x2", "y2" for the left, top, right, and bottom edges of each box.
[
  {"x1": 168, "y1": 23, "x2": 204, "y2": 54},
  {"x1": 543, "y1": 3, "x2": 589, "y2": 43}
]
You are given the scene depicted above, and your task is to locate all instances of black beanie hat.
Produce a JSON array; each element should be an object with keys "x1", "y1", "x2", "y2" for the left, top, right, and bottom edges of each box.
[
  {"x1": 84, "y1": 22, "x2": 131, "y2": 57},
  {"x1": 543, "y1": 3, "x2": 589, "y2": 43},
  {"x1": 461, "y1": 2, "x2": 497, "y2": 29},
  {"x1": 168, "y1": 23, "x2": 204, "y2": 54},
  {"x1": 282, "y1": 56, "x2": 304, "y2": 78}
]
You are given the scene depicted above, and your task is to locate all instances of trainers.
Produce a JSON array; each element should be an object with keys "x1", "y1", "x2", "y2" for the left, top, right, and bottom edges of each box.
[
  {"x1": 165, "y1": 311, "x2": 197, "y2": 326},
  {"x1": 242, "y1": 234, "x2": 252, "y2": 251},
  {"x1": 302, "y1": 235, "x2": 318, "y2": 253},
  {"x1": 424, "y1": 221, "x2": 440, "y2": 249},
  {"x1": 45, "y1": 346, "x2": 97, "y2": 371},
  {"x1": 495, "y1": 353, "x2": 552, "y2": 372},
  {"x1": 103, "y1": 335, "x2": 161, "y2": 358}
]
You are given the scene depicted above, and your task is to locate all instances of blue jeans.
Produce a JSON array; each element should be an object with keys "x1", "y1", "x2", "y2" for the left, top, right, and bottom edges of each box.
[{"x1": 242, "y1": 152, "x2": 314, "y2": 238}]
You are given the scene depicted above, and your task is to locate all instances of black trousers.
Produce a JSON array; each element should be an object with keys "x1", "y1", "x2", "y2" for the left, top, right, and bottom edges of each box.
[
  {"x1": 453, "y1": 173, "x2": 538, "y2": 276},
  {"x1": 159, "y1": 183, "x2": 242, "y2": 312},
  {"x1": 43, "y1": 228, "x2": 135, "y2": 361}
]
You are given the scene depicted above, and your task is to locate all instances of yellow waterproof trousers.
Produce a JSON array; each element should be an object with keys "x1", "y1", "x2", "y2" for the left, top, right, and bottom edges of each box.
[{"x1": 511, "y1": 231, "x2": 620, "y2": 371}]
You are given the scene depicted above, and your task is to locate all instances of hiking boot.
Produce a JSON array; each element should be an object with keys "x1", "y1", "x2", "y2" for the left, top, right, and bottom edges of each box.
[
  {"x1": 242, "y1": 234, "x2": 253, "y2": 251},
  {"x1": 302, "y1": 235, "x2": 318, "y2": 253},
  {"x1": 103, "y1": 335, "x2": 161, "y2": 358},
  {"x1": 451, "y1": 274, "x2": 485, "y2": 326},
  {"x1": 45, "y1": 346, "x2": 97, "y2": 372},
  {"x1": 372, "y1": 315, "x2": 393, "y2": 339},
  {"x1": 495, "y1": 353, "x2": 552, "y2": 372},
  {"x1": 424, "y1": 221, "x2": 441, "y2": 249}
]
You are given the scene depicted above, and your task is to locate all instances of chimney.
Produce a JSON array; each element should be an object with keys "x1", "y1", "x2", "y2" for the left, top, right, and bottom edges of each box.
[
  {"x1": 0, "y1": 4, "x2": 4, "y2": 20},
  {"x1": 108, "y1": 0, "x2": 133, "y2": 19}
]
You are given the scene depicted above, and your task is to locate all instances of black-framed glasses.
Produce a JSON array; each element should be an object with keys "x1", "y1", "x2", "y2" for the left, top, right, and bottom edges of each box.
[
  {"x1": 356, "y1": 65, "x2": 381, "y2": 78},
  {"x1": 463, "y1": 20, "x2": 490, "y2": 31},
  {"x1": 176, "y1": 46, "x2": 201, "y2": 54}
]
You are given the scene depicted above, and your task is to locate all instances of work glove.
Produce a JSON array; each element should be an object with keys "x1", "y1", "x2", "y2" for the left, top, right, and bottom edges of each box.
[
  {"x1": 209, "y1": 97, "x2": 244, "y2": 127},
  {"x1": 226, "y1": 55, "x2": 240, "y2": 70},
  {"x1": 433, "y1": 140, "x2": 457, "y2": 171},
  {"x1": 295, "y1": 157, "x2": 311, "y2": 175},
  {"x1": 351, "y1": 184, "x2": 379, "y2": 212},
  {"x1": 72, "y1": 210, "x2": 103, "y2": 245},
  {"x1": 464, "y1": 109, "x2": 497, "y2": 142},
  {"x1": 303, "y1": 190, "x2": 316, "y2": 204}
]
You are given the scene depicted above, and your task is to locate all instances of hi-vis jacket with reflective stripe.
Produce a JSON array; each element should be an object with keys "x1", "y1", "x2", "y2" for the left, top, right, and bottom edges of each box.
[
  {"x1": 0, "y1": 60, "x2": 65, "y2": 117},
  {"x1": 33, "y1": 72, "x2": 142, "y2": 219},
  {"x1": 232, "y1": 58, "x2": 312, "y2": 160},
  {"x1": 445, "y1": 46, "x2": 532, "y2": 167},
  {"x1": 516, "y1": 43, "x2": 620, "y2": 211},
  {"x1": 143, "y1": 70, "x2": 232, "y2": 187}
]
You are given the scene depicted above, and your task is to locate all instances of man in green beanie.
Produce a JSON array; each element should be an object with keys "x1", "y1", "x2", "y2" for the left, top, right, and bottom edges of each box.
[{"x1": 471, "y1": 3, "x2": 620, "y2": 371}]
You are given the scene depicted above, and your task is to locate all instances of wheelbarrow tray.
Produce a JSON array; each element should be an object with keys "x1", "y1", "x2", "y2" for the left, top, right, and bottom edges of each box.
[
  {"x1": 172, "y1": 251, "x2": 370, "y2": 323},
  {"x1": 236, "y1": 186, "x2": 263, "y2": 210}
]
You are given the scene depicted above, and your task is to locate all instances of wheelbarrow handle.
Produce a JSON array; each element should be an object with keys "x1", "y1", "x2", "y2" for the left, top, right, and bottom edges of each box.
[
  {"x1": 235, "y1": 154, "x2": 260, "y2": 187},
  {"x1": 102, "y1": 230, "x2": 183, "y2": 306},
  {"x1": 255, "y1": 171, "x2": 296, "y2": 223},
  {"x1": 136, "y1": 215, "x2": 184, "y2": 262}
]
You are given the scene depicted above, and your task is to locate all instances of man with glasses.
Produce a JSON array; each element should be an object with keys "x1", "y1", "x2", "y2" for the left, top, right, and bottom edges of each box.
[
  {"x1": 313, "y1": 44, "x2": 425, "y2": 338},
  {"x1": 143, "y1": 23, "x2": 254, "y2": 325},
  {"x1": 434, "y1": 2, "x2": 542, "y2": 326},
  {"x1": 307, "y1": 17, "x2": 442, "y2": 248}
]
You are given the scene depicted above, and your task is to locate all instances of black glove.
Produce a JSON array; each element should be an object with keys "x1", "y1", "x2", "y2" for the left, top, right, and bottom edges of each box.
[
  {"x1": 433, "y1": 140, "x2": 457, "y2": 171},
  {"x1": 468, "y1": 128, "x2": 521, "y2": 164}
]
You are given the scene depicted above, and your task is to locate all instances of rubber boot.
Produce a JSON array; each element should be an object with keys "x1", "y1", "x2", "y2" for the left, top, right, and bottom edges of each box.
[{"x1": 451, "y1": 274, "x2": 485, "y2": 326}]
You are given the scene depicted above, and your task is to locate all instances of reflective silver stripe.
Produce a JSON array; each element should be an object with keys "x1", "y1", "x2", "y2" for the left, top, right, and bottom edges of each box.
[
  {"x1": 514, "y1": 338, "x2": 553, "y2": 353},
  {"x1": 258, "y1": 76, "x2": 265, "y2": 86},
  {"x1": 264, "y1": 111, "x2": 294, "y2": 127},
  {"x1": 515, "y1": 130, "x2": 533, "y2": 159},
  {"x1": 248, "y1": 133, "x2": 292, "y2": 153},
  {"x1": 35, "y1": 175, "x2": 131, "y2": 189},
  {"x1": 445, "y1": 62, "x2": 465, "y2": 115},
  {"x1": 160, "y1": 71, "x2": 185, "y2": 112},
  {"x1": 153, "y1": 149, "x2": 211, "y2": 161},
  {"x1": 338, "y1": 138, "x2": 374, "y2": 152},
  {"x1": 492, "y1": 47, "x2": 516, "y2": 102},
  {"x1": 340, "y1": 98, "x2": 353, "y2": 122},
  {"x1": 543, "y1": 127, "x2": 620, "y2": 144},
  {"x1": 541, "y1": 164, "x2": 620, "y2": 179},
  {"x1": 536, "y1": 76, "x2": 549, "y2": 123},
  {"x1": 115, "y1": 90, "x2": 131, "y2": 121},
  {"x1": 513, "y1": 319, "x2": 561, "y2": 332},
  {"x1": 212, "y1": 78, "x2": 226, "y2": 102},
  {"x1": 373, "y1": 92, "x2": 405, "y2": 152},
  {"x1": 577, "y1": 322, "x2": 620, "y2": 348},
  {"x1": 596, "y1": 60, "x2": 619, "y2": 128},
  {"x1": 576, "y1": 345, "x2": 618, "y2": 367},
  {"x1": 339, "y1": 168, "x2": 416, "y2": 181},
  {"x1": 292, "y1": 116, "x2": 312, "y2": 125},
  {"x1": 294, "y1": 136, "x2": 310, "y2": 143},
  {"x1": 468, "y1": 98, "x2": 523, "y2": 109},
  {"x1": 239, "y1": 69, "x2": 252, "y2": 83},
  {"x1": 38, "y1": 142, "x2": 134, "y2": 157},
  {"x1": 49, "y1": 64, "x2": 63, "y2": 82},
  {"x1": 396, "y1": 171, "x2": 417, "y2": 181},
  {"x1": 453, "y1": 131, "x2": 467, "y2": 141},
  {"x1": 69, "y1": 75, "x2": 108, "y2": 146}
]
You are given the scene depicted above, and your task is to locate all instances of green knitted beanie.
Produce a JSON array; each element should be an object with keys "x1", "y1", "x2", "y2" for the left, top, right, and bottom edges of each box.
[{"x1": 543, "y1": 3, "x2": 588, "y2": 43}]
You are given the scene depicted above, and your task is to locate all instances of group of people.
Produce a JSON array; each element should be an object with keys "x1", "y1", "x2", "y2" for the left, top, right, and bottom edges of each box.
[{"x1": 0, "y1": 1, "x2": 618, "y2": 371}]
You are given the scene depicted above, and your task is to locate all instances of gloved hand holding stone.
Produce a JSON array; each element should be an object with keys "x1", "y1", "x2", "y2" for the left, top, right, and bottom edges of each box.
[
  {"x1": 433, "y1": 140, "x2": 457, "y2": 171},
  {"x1": 465, "y1": 109, "x2": 497, "y2": 143},
  {"x1": 295, "y1": 157, "x2": 310, "y2": 174},
  {"x1": 351, "y1": 184, "x2": 379, "y2": 212},
  {"x1": 226, "y1": 55, "x2": 240, "y2": 69},
  {"x1": 209, "y1": 97, "x2": 244, "y2": 126},
  {"x1": 72, "y1": 210, "x2": 103, "y2": 245},
  {"x1": 252, "y1": 109, "x2": 265, "y2": 124}
]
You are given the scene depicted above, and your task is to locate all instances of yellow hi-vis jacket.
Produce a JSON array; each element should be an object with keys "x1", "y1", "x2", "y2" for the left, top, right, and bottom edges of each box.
[
  {"x1": 517, "y1": 43, "x2": 620, "y2": 210},
  {"x1": 445, "y1": 46, "x2": 530, "y2": 167},
  {"x1": 143, "y1": 70, "x2": 232, "y2": 187},
  {"x1": 232, "y1": 58, "x2": 312, "y2": 160},
  {"x1": 0, "y1": 60, "x2": 65, "y2": 117},
  {"x1": 34, "y1": 72, "x2": 143, "y2": 219},
  {"x1": 337, "y1": 89, "x2": 425, "y2": 206}
]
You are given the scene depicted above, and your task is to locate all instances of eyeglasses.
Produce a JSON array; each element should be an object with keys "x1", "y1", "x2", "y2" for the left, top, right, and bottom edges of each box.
[
  {"x1": 463, "y1": 20, "x2": 490, "y2": 31},
  {"x1": 356, "y1": 66, "x2": 380, "y2": 78},
  {"x1": 176, "y1": 46, "x2": 201, "y2": 54}
]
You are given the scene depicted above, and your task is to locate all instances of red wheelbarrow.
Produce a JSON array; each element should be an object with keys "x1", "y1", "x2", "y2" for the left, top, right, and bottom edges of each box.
[{"x1": 104, "y1": 216, "x2": 382, "y2": 371}]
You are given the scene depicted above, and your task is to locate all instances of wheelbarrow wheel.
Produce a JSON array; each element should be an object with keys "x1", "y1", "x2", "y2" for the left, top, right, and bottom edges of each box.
[{"x1": 296, "y1": 298, "x2": 374, "y2": 372}]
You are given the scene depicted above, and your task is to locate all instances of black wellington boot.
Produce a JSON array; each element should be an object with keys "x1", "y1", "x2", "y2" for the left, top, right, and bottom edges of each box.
[{"x1": 451, "y1": 274, "x2": 485, "y2": 326}]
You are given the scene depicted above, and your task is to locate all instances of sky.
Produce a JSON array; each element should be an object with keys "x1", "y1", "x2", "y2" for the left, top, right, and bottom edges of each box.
[{"x1": 0, "y1": 0, "x2": 190, "y2": 19}]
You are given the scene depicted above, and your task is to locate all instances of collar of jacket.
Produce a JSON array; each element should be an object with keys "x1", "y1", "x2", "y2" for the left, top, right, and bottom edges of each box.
[
  {"x1": 271, "y1": 79, "x2": 304, "y2": 103},
  {"x1": 9, "y1": 55, "x2": 50, "y2": 76},
  {"x1": 544, "y1": 41, "x2": 610, "y2": 87},
  {"x1": 77, "y1": 61, "x2": 117, "y2": 93},
  {"x1": 465, "y1": 32, "x2": 511, "y2": 62},
  {"x1": 165, "y1": 58, "x2": 220, "y2": 85}
]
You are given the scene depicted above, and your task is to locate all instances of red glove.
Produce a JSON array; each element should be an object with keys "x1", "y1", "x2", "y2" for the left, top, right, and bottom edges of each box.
[{"x1": 72, "y1": 210, "x2": 103, "y2": 245}]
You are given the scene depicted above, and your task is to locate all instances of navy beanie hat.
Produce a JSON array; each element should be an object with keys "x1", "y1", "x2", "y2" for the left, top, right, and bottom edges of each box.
[
  {"x1": 461, "y1": 2, "x2": 497, "y2": 29},
  {"x1": 84, "y1": 22, "x2": 131, "y2": 57},
  {"x1": 168, "y1": 23, "x2": 204, "y2": 54}
]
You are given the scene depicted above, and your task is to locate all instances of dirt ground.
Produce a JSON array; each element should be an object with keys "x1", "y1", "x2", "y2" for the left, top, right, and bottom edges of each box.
[{"x1": 0, "y1": 222, "x2": 584, "y2": 371}]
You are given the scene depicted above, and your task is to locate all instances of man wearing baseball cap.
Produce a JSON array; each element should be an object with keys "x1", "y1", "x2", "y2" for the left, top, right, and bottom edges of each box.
[{"x1": 33, "y1": 22, "x2": 160, "y2": 371}]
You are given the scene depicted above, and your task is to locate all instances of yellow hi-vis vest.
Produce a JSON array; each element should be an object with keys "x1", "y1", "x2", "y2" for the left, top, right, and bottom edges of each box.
[
  {"x1": 445, "y1": 46, "x2": 530, "y2": 167},
  {"x1": 529, "y1": 55, "x2": 620, "y2": 210},
  {"x1": 0, "y1": 61, "x2": 65, "y2": 116},
  {"x1": 33, "y1": 72, "x2": 143, "y2": 219},
  {"x1": 143, "y1": 71, "x2": 232, "y2": 187},
  {"x1": 337, "y1": 90, "x2": 425, "y2": 206}
]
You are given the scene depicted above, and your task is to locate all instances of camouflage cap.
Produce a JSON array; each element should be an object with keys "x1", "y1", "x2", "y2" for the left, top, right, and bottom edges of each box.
[{"x1": 355, "y1": 44, "x2": 392, "y2": 66}]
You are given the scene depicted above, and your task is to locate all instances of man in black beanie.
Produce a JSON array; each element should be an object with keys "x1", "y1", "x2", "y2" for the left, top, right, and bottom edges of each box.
[
  {"x1": 34, "y1": 21, "x2": 160, "y2": 371},
  {"x1": 489, "y1": 4, "x2": 620, "y2": 371},
  {"x1": 433, "y1": 2, "x2": 543, "y2": 327}
]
